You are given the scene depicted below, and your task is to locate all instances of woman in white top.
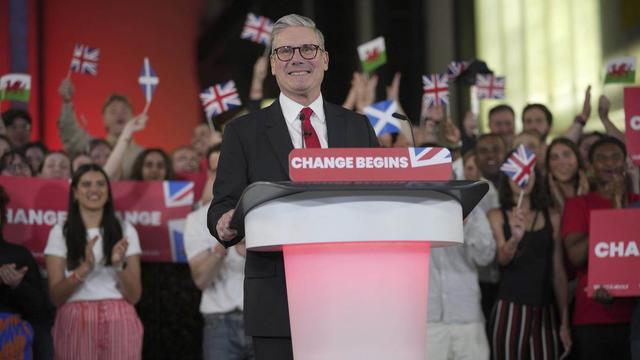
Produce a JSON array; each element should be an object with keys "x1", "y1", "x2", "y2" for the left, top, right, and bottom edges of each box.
[{"x1": 45, "y1": 164, "x2": 143, "y2": 359}]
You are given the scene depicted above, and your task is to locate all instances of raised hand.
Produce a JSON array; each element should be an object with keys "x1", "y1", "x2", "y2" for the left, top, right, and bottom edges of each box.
[
  {"x1": 598, "y1": 95, "x2": 610, "y2": 120},
  {"x1": 252, "y1": 55, "x2": 269, "y2": 83},
  {"x1": 581, "y1": 85, "x2": 592, "y2": 120},
  {"x1": 385, "y1": 72, "x2": 401, "y2": 101},
  {"x1": 0, "y1": 263, "x2": 28, "y2": 288},
  {"x1": 59, "y1": 78, "x2": 75, "y2": 102}
]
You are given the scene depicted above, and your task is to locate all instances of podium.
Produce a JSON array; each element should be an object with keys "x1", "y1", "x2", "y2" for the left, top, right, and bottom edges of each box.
[{"x1": 231, "y1": 181, "x2": 488, "y2": 360}]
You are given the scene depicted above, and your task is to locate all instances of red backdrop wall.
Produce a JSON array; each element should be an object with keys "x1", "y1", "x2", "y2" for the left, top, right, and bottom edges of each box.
[{"x1": 41, "y1": 0, "x2": 203, "y2": 152}]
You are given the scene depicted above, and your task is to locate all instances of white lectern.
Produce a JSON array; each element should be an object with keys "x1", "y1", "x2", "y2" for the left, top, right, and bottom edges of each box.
[{"x1": 231, "y1": 181, "x2": 488, "y2": 360}]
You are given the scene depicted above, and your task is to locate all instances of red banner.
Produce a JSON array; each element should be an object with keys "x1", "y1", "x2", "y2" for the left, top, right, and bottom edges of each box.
[
  {"x1": 624, "y1": 87, "x2": 640, "y2": 166},
  {"x1": 289, "y1": 147, "x2": 452, "y2": 182},
  {"x1": 0, "y1": 176, "x2": 194, "y2": 263},
  {"x1": 587, "y1": 209, "x2": 640, "y2": 297}
]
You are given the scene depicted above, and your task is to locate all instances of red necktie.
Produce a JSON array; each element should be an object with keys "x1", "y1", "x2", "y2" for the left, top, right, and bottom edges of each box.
[{"x1": 300, "y1": 107, "x2": 321, "y2": 148}]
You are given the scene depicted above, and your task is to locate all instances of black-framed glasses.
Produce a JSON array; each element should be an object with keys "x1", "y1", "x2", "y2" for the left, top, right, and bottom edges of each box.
[{"x1": 272, "y1": 44, "x2": 323, "y2": 61}]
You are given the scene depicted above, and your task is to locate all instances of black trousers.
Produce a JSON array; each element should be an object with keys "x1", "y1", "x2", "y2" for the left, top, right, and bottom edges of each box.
[
  {"x1": 574, "y1": 323, "x2": 631, "y2": 360},
  {"x1": 252, "y1": 336, "x2": 293, "y2": 360}
]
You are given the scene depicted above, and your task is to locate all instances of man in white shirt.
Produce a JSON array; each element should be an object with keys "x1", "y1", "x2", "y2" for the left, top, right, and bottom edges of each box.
[
  {"x1": 184, "y1": 204, "x2": 251, "y2": 360},
  {"x1": 426, "y1": 205, "x2": 495, "y2": 360}
]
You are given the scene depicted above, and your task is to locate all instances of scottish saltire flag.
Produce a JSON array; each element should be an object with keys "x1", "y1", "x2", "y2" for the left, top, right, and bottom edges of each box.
[
  {"x1": 447, "y1": 60, "x2": 470, "y2": 79},
  {"x1": 69, "y1": 44, "x2": 99, "y2": 75},
  {"x1": 241, "y1": 13, "x2": 273, "y2": 45},
  {"x1": 604, "y1": 56, "x2": 636, "y2": 84},
  {"x1": 163, "y1": 181, "x2": 194, "y2": 208},
  {"x1": 409, "y1": 147, "x2": 452, "y2": 168},
  {"x1": 500, "y1": 144, "x2": 536, "y2": 188},
  {"x1": 476, "y1": 74, "x2": 506, "y2": 99},
  {"x1": 422, "y1": 73, "x2": 449, "y2": 109},
  {"x1": 168, "y1": 219, "x2": 188, "y2": 263},
  {"x1": 363, "y1": 100, "x2": 400, "y2": 136},
  {"x1": 0, "y1": 74, "x2": 31, "y2": 102},
  {"x1": 357, "y1": 37, "x2": 387, "y2": 73},
  {"x1": 138, "y1": 57, "x2": 159, "y2": 103},
  {"x1": 200, "y1": 80, "x2": 242, "y2": 120}
]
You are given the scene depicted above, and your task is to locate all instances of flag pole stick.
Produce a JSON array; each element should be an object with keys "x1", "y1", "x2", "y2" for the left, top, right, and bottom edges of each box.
[
  {"x1": 142, "y1": 101, "x2": 151, "y2": 115},
  {"x1": 206, "y1": 115, "x2": 215, "y2": 133},
  {"x1": 516, "y1": 190, "x2": 524, "y2": 209}
]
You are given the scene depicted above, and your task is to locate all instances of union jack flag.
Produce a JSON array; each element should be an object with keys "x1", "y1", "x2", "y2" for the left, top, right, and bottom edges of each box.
[
  {"x1": 409, "y1": 147, "x2": 451, "y2": 168},
  {"x1": 163, "y1": 181, "x2": 194, "y2": 208},
  {"x1": 500, "y1": 144, "x2": 536, "y2": 188},
  {"x1": 447, "y1": 60, "x2": 470, "y2": 79},
  {"x1": 422, "y1": 73, "x2": 449, "y2": 109},
  {"x1": 476, "y1": 74, "x2": 506, "y2": 99},
  {"x1": 241, "y1": 13, "x2": 273, "y2": 45},
  {"x1": 200, "y1": 81, "x2": 242, "y2": 120},
  {"x1": 69, "y1": 44, "x2": 100, "y2": 76}
]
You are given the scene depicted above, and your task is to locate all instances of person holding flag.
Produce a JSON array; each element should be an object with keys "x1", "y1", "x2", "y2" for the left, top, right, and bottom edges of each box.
[
  {"x1": 57, "y1": 78, "x2": 145, "y2": 179},
  {"x1": 487, "y1": 144, "x2": 572, "y2": 359}
]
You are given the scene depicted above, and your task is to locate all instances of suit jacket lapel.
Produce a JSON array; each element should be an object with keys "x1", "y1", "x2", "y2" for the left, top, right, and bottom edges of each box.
[
  {"x1": 265, "y1": 99, "x2": 294, "y2": 175},
  {"x1": 325, "y1": 102, "x2": 347, "y2": 148}
]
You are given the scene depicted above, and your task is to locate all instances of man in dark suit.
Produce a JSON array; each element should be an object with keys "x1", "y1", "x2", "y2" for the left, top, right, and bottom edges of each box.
[{"x1": 208, "y1": 13, "x2": 378, "y2": 360}]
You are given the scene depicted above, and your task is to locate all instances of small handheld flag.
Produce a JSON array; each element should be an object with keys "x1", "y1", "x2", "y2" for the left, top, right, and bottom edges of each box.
[
  {"x1": 139, "y1": 57, "x2": 159, "y2": 112},
  {"x1": 200, "y1": 80, "x2": 242, "y2": 122},
  {"x1": 447, "y1": 60, "x2": 470, "y2": 79},
  {"x1": 604, "y1": 56, "x2": 636, "y2": 84},
  {"x1": 357, "y1": 37, "x2": 387, "y2": 73},
  {"x1": 476, "y1": 74, "x2": 506, "y2": 100},
  {"x1": 0, "y1": 74, "x2": 31, "y2": 102},
  {"x1": 241, "y1": 13, "x2": 273, "y2": 46},
  {"x1": 422, "y1": 73, "x2": 449, "y2": 109},
  {"x1": 363, "y1": 100, "x2": 400, "y2": 137},
  {"x1": 69, "y1": 44, "x2": 100, "y2": 76},
  {"x1": 501, "y1": 144, "x2": 536, "y2": 207}
]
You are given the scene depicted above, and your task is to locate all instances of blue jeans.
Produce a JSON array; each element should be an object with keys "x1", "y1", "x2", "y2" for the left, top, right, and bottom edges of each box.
[{"x1": 203, "y1": 311, "x2": 253, "y2": 360}]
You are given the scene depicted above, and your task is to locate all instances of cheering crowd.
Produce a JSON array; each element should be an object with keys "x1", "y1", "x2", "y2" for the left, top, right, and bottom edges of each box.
[{"x1": 1, "y1": 12, "x2": 639, "y2": 360}]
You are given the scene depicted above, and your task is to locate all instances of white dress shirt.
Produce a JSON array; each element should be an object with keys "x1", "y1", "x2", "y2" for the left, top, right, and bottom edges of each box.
[{"x1": 279, "y1": 93, "x2": 328, "y2": 148}]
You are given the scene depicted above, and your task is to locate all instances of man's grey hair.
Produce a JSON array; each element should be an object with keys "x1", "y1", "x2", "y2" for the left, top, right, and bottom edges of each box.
[{"x1": 271, "y1": 14, "x2": 325, "y2": 51}]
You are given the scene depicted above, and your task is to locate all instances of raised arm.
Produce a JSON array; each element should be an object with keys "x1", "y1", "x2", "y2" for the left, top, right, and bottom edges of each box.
[
  {"x1": 103, "y1": 114, "x2": 147, "y2": 179},
  {"x1": 597, "y1": 95, "x2": 625, "y2": 142},
  {"x1": 563, "y1": 85, "x2": 591, "y2": 143},
  {"x1": 58, "y1": 78, "x2": 92, "y2": 155}
]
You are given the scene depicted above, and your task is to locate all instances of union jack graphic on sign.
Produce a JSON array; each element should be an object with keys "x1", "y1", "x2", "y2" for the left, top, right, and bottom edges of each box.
[
  {"x1": 69, "y1": 44, "x2": 100, "y2": 76},
  {"x1": 500, "y1": 144, "x2": 537, "y2": 188},
  {"x1": 163, "y1": 181, "x2": 194, "y2": 208},
  {"x1": 409, "y1": 147, "x2": 452, "y2": 168}
]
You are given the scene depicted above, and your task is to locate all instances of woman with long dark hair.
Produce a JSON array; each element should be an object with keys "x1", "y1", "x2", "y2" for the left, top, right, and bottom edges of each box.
[
  {"x1": 545, "y1": 137, "x2": 589, "y2": 212},
  {"x1": 487, "y1": 158, "x2": 572, "y2": 359},
  {"x1": 45, "y1": 164, "x2": 143, "y2": 359}
]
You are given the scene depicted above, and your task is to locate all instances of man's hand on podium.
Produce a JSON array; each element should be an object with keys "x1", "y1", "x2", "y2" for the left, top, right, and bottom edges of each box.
[{"x1": 217, "y1": 209, "x2": 238, "y2": 241}]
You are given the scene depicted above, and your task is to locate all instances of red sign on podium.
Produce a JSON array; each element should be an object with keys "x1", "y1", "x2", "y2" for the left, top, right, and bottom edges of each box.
[
  {"x1": 289, "y1": 147, "x2": 452, "y2": 182},
  {"x1": 587, "y1": 209, "x2": 640, "y2": 297}
]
